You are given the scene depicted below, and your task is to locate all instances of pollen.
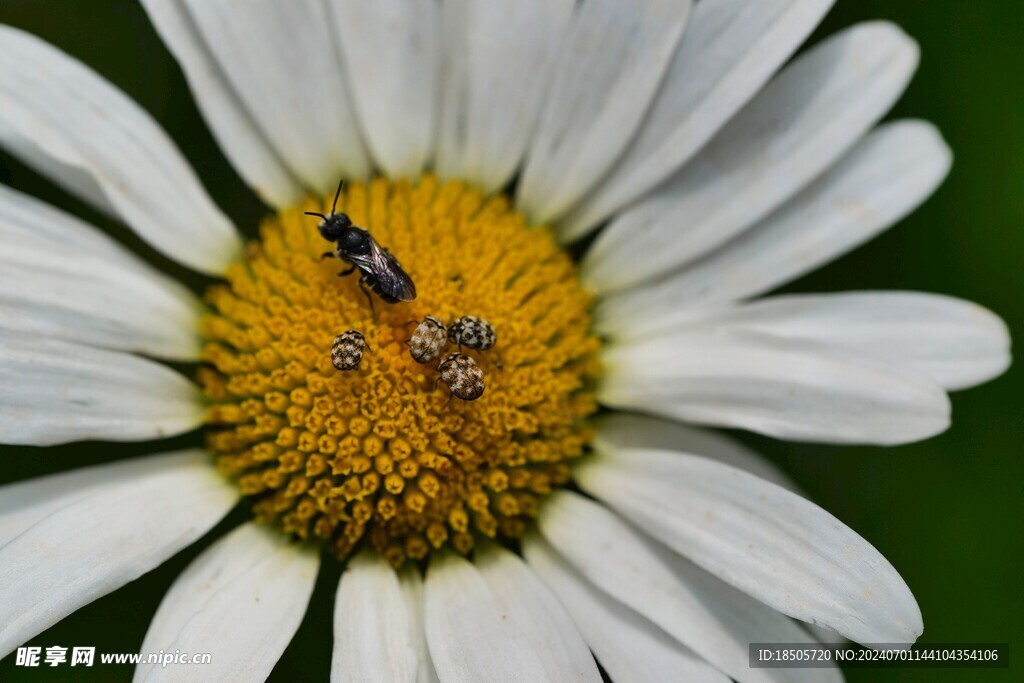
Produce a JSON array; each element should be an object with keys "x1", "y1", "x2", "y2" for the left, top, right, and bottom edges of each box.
[{"x1": 198, "y1": 176, "x2": 601, "y2": 566}]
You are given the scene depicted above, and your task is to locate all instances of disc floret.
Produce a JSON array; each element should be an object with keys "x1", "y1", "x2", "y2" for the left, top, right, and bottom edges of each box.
[{"x1": 199, "y1": 177, "x2": 600, "y2": 566}]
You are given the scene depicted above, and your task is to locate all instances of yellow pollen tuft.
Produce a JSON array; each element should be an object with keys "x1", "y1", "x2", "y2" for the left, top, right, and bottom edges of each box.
[{"x1": 198, "y1": 176, "x2": 601, "y2": 566}]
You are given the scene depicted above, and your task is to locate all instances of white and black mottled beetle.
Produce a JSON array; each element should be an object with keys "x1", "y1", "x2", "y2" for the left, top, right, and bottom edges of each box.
[
  {"x1": 437, "y1": 353, "x2": 485, "y2": 401},
  {"x1": 331, "y1": 330, "x2": 367, "y2": 371},
  {"x1": 408, "y1": 316, "x2": 448, "y2": 364},
  {"x1": 448, "y1": 315, "x2": 496, "y2": 351}
]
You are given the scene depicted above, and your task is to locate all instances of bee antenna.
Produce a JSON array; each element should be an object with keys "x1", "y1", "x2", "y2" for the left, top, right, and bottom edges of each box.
[
  {"x1": 331, "y1": 178, "x2": 345, "y2": 215},
  {"x1": 304, "y1": 211, "x2": 327, "y2": 219}
]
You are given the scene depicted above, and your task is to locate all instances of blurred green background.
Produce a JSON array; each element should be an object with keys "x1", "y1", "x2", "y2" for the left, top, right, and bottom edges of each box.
[{"x1": 0, "y1": 1, "x2": 1020, "y2": 681}]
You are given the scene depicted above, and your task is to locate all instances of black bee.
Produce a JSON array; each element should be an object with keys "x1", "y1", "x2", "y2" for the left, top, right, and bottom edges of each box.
[{"x1": 307, "y1": 180, "x2": 416, "y2": 308}]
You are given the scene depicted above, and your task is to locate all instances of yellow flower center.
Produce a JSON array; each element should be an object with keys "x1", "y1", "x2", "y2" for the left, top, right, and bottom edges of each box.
[{"x1": 198, "y1": 176, "x2": 600, "y2": 566}]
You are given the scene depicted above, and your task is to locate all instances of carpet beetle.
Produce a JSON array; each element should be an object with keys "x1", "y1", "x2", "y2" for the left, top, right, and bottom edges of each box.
[
  {"x1": 437, "y1": 353, "x2": 485, "y2": 401},
  {"x1": 332, "y1": 329, "x2": 367, "y2": 371},
  {"x1": 448, "y1": 315, "x2": 496, "y2": 351},
  {"x1": 408, "y1": 315, "x2": 448, "y2": 364}
]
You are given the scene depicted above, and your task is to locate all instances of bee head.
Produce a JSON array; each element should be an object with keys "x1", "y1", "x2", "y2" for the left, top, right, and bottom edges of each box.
[{"x1": 317, "y1": 212, "x2": 353, "y2": 242}]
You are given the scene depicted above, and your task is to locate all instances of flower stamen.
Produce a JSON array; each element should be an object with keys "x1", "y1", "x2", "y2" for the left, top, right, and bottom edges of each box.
[{"x1": 198, "y1": 176, "x2": 600, "y2": 566}]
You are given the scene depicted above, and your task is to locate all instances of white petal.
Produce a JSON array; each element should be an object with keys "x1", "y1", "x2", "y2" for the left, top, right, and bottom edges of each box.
[
  {"x1": 576, "y1": 449, "x2": 924, "y2": 645},
  {"x1": 424, "y1": 553, "x2": 549, "y2": 681},
  {"x1": 140, "y1": 0, "x2": 304, "y2": 207},
  {"x1": 561, "y1": 0, "x2": 834, "y2": 239},
  {"x1": 134, "y1": 523, "x2": 318, "y2": 683},
  {"x1": 476, "y1": 545, "x2": 601, "y2": 682},
  {"x1": 0, "y1": 450, "x2": 228, "y2": 547},
  {"x1": 0, "y1": 26, "x2": 241, "y2": 275},
  {"x1": 0, "y1": 460, "x2": 120, "y2": 548},
  {"x1": 398, "y1": 568, "x2": 440, "y2": 683},
  {"x1": 536, "y1": 492, "x2": 835, "y2": 683},
  {"x1": 0, "y1": 328, "x2": 204, "y2": 446},
  {"x1": 657, "y1": 550, "x2": 846, "y2": 679},
  {"x1": 0, "y1": 131, "x2": 116, "y2": 216},
  {"x1": 331, "y1": 553, "x2": 417, "y2": 683},
  {"x1": 807, "y1": 623, "x2": 848, "y2": 645},
  {"x1": 0, "y1": 187, "x2": 202, "y2": 360},
  {"x1": 595, "y1": 121, "x2": 953, "y2": 329},
  {"x1": 0, "y1": 183, "x2": 134, "y2": 263},
  {"x1": 594, "y1": 413, "x2": 848, "y2": 632},
  {"x1": 435, "y1": 0, "x2": 575, "y2": 192},
  {"x1": 332, "y1": 0, "x2": 440, "y2": 178},
  {"x1": 0, "y1": 244, "x2": 201, "y2": 360},
  {"x1": 583, "y1": 22, "x2": 919, "y2": 293},
  {"x1": 599, "y1": 331, "x2": 950, "y2": 445},
  {"x1": 524, "y1": 535, "x2": 729, "y2": 683},
  {"x1": 182, "y1": 0, "x2": 369, "y2": 192},
  {"x1": 0, "y1": 450, "x2": 237, "y2": 659},
  {"x1": 646, "y1": 292, "x2": 1011, "y2": 391},
  {"x1": 593, "y1": 412, "x2": 797, "y2": 490},
  {"x1": 515, "y1": 0, "x2": 692, "y2": 223}
]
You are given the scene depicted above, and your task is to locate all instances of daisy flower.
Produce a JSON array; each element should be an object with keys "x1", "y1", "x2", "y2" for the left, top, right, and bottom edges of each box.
[{"x1": 0, "y1": 1, "x2": 1011, "y2": 681}]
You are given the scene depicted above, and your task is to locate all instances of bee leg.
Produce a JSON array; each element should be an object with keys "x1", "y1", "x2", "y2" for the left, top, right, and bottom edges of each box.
[
  {"x1": 321, "y1": 251, "x2": 337, "y2": 260},
  {"x1": 357, "y1": 276, "x2": 376, "y2": 315},
  {"x1": 336, "y1": 265, "x2": 356, "y2": 277}
]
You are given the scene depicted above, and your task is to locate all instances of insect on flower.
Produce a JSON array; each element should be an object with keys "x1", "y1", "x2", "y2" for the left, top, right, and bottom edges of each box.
[
  {"x1": 448, "y1": 315, "x2": 496, "y2": 351},
  {"x1": 407, "y1": 315, "x2": 448, "y2": 364},
  {"x1": 331, "y1": 330, "x2": 367, "y2": 372},
  {"x1": 437, "y1": 353, "x2": 485, "y2": 402},
  {"x1": 307, "y1": 180, "x2": 417, "y2": 309}
]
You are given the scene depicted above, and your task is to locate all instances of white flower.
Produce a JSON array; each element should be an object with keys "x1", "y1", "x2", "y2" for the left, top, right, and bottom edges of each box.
[{"x1": 0, "y1": 1, "x2": 1011, "y2": 682}]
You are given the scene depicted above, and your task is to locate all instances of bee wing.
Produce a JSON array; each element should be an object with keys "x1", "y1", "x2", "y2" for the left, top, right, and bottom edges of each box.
[
  {"x1": 368, "y1": 241, "x2": 417, "y2": 301},
  {"x1": 344, "y1": 251, "x2": 376, "y2": 270}
]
